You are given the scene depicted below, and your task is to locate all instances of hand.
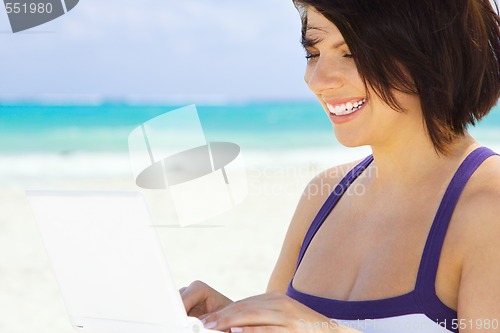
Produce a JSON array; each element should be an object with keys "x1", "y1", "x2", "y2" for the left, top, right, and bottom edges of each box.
[
  {"x1": 199, "y1": 291, "x2": 360, "y2": 332},
  {"x1": 179, "y1": 280, "x2": 233, "y2": 318}
]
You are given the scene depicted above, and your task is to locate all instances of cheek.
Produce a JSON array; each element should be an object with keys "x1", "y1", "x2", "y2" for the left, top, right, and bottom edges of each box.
[
  {"x1": 394, "y1": 93, "x2": 422, "y2": 116},
  {"x1": 346, "y1": 67, "x2": 364, "y2": 88},
  {"x1": 369, "y1": 101, "x2": 409, "y2": 135}
]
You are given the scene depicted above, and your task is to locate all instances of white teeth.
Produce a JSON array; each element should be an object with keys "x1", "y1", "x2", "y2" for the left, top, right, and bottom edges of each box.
[
  {"x1": 327, "y1": 103, "x2": 336, "y2": 114},
  {"x1": 327, "y1": 98, "x2": 366, "y2": 116}
]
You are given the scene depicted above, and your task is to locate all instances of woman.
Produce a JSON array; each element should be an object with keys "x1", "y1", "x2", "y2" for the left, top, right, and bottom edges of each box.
[{"x1": 181, "y1": 0, "x2": 500, "y2": 332}]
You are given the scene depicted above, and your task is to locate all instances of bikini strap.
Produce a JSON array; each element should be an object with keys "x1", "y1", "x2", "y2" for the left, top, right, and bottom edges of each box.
[
  {"x1": 416, "y1": 147, "x2": 498, "y2": 299},
  {"x1": 294, "y1": 155, "x2": 374, "y2": 272}
]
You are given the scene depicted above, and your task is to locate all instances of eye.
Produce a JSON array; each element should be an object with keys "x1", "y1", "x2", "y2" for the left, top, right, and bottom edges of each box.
[
  {"x1": 305, "y1": 48, "x2": 320, "y2": 61},
  {"x1": 343, "y1": 53, "x2": 353, "y2": 59},
  {"x1": 305, "y1": 52, "x2": 319, "y2": 61}
]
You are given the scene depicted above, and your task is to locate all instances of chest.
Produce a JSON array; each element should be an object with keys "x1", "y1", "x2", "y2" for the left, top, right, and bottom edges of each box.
[{"x1": 292, "y1": 189, "x2": 461, "y2": 307}]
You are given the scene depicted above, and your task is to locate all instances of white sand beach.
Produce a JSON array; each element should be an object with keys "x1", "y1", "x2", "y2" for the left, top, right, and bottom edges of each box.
[
  {"x1": 0, "y1": 147, "x2": 372, "y2": 333},
  {"x1": 3, "y1": 140, "x2": 500, "y2": 332}
]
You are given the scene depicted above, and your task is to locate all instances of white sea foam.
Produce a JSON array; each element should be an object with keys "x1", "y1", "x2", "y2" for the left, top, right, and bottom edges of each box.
[
  {"x1": 4, "y1": 142, "x2": 500, "y2": 188},
  {"x1": 0, "y1": 146, "x2": 373, "y2": 185}
]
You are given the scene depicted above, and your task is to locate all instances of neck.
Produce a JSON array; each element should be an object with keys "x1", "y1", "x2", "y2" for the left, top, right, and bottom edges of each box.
[{"x1": 369, "y1": 132, "x2": 478, "y2": 188}]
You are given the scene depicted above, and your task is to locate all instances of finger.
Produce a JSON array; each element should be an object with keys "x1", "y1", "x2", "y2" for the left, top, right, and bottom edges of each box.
[
  {"x1": 198, "y1": 313, "x2": 210, "y2": 322},
  {"x1": 224, "y1": 292, "x2": 293, "y2": 317},
  {"x1": 180, "y1": 281, "x2": 208, "y2": 313},
  {"x1": 203, "y1": 303, "x2": 288, "y2": 331},
  {"x1": 206, "y1": 291, "x2": 284, "y2": 316},
  {"x1": 203, "y1": 292, "x2": 314, "y2": 331},
  {"x1": 179, "y1": 287, "x2": 187, "y2": 294},
  {"x1": 237, "y1": 291, "x2": 295, "y2": 311},
  {"x1": 229, "y1": 326, "x2": 287, "y2": 333},
  {"x1": 229, "y1": 291, "x2": 284, "y2": 304}
]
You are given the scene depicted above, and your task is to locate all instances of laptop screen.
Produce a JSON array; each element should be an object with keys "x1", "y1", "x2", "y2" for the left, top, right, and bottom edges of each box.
[{"x1": 26, "y1": 190, "x2": 188, "y2": 331}]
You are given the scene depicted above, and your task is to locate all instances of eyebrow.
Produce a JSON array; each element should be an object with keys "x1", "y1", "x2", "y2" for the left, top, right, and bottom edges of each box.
[
  {"x1": 301, "y1": 26, "x2": 347, "y2": 49},
  {"x1": 301, "y1": 34, "x2": 323, "y2": 49}
]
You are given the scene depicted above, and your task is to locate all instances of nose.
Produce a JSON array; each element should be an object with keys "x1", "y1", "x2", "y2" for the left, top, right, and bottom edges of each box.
[{"x1": 304, "y1": 57, "x2": 344, "y2": 94}]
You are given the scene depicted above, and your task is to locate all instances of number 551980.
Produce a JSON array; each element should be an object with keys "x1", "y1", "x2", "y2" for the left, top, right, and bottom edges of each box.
[{"x1": 5, "y1": 2, "x2": 53, "y2": 14}]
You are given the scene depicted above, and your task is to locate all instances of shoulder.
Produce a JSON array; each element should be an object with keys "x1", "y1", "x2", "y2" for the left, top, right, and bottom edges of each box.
[
  {"x1": 287, "y1": 158, "x2": 365, "y2": 241},
  {"x1": 453, "y1": 153, "x2": 500, "y2": 257},
  {"x1": 266, "y1": 158, "x2": 365, "y2": 292},
  {"x1": 454, "y1": 154, "x2": 500, "y2": 320},
  {"x1": 301, "y1": 158, "x2": 364, "y2": 211},
  {"x1": 456, "y1": 153, "x2": 500, "y2": 228}
]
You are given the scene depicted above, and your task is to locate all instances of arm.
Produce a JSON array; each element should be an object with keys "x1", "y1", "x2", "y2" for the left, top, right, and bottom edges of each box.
[
  {"x1": 267, "y1": 161, "x2": 358, "y2": 293},
  {"x1": 457, "y1": 185, "x2": 500, "y2": 332},
  {"x1": 180, "y1": 166, "x2": 348, "y2": 318},
  {"x1": 185, "y1": 161, "x2": 363, "y2": 332},
  {"x1": 194, "y1": 163, "x2": 364, "y2": 332}
]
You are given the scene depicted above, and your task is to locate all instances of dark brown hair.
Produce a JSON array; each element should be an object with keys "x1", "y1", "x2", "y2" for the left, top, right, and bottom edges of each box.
[{"x1": 293, "y1": 0, "x2": 500, "y2": 153}]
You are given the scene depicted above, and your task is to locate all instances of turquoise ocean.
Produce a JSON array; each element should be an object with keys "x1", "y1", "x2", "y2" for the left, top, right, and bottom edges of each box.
[
  {"x1": 1, "y1": 102, "x2": 499, "y2": 186},
  {"x1": 0, "y1": 102, "x2": 340, "y2": 154},
  {"x1": 1, "y1": 102, "x2": 499, "y2": 153}
]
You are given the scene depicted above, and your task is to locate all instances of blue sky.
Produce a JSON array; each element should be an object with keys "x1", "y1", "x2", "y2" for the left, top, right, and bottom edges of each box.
[{"x1": 0, "y1": 0, "x2": 312, "y2": 103}]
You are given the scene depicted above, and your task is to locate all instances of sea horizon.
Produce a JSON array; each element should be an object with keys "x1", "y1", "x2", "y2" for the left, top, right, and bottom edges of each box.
[{"x1": 1, "y1": 101, "x2": 499, "y2": 153}]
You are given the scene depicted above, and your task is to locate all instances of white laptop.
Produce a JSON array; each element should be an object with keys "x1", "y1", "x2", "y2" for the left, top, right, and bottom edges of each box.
[{"x1": 26, "y1": 190, "x2": 222, "y2": 333}]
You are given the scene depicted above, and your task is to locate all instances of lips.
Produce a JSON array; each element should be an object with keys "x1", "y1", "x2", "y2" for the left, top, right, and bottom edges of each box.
[{"x1": 325, "y1": 98, "x2": 367, "y2": 116}]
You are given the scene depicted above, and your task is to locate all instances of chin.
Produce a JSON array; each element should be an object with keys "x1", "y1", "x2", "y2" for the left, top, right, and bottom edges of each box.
[{"x1": 333, "y1": 128, "x2": 368, "y2": 148}]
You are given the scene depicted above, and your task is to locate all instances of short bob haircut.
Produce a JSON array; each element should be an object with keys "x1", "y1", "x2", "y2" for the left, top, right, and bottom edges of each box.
[{"x1": 293, "y1": 0, "x2": 500, "y2": 154}]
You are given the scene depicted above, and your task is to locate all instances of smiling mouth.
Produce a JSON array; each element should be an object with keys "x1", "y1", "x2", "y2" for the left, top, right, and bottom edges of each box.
[{"x1": 326, "y1": 98, "x2": 367, "y2": 116}]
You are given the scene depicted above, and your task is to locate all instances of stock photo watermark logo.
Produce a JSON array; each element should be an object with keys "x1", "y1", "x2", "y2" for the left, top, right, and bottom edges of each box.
[
  {"x1": 3, "y1": 0, "x2": 79, "y2": 33},
  {"x1": 128, "y1": 105, "x2": 248, "y2": 227}
]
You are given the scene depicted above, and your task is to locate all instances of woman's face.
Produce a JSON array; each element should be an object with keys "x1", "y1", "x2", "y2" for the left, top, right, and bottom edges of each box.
[{"x1": 303, "y1": 7, "x2": 422, "y2": 148}]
